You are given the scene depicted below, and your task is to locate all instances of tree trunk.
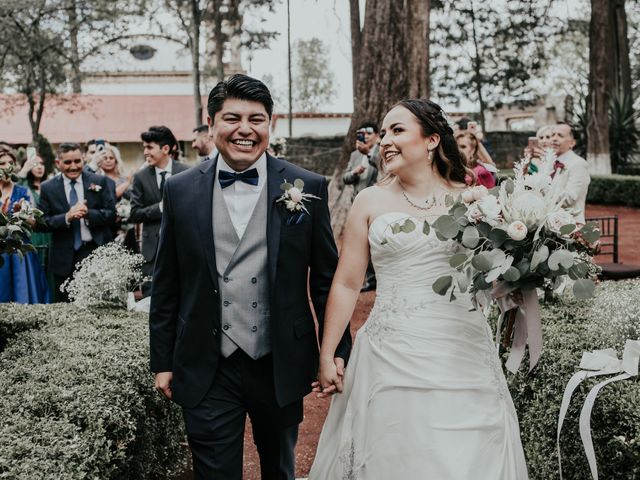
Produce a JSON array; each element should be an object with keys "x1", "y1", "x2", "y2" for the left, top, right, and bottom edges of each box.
[
  {"x1": 191, "y1": 0, "x2": 203, "y2": 126},
  {"x1": 587, "y1": 0, "x2": 613, "y2": 175},
  {"x1": 611, "y1": 0, "x2": 631, "y2": 97},
  {"x1": 287, "y1": 0, "x2": 293, "y2": 137},
  {"x1": 468, "y1": 5, "x2": 486, "y2": 131},
  {"x1": 349, "y1": 0, "x2": 361, "y2": 96},
  {"x1": 67, "y1": 0, "x2": 82, "y2": 93},
  {"x1": 329, "y1": 0, "x2": 431, "y2": 239},
  {"x1": 213, "y1": 1, "x2": 225, "y2": 82}
]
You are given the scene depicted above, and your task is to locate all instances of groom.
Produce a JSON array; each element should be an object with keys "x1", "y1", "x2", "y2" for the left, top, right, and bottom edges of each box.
[{"x1": 150, "y1": 74, "x2": 351, "y2": 479}]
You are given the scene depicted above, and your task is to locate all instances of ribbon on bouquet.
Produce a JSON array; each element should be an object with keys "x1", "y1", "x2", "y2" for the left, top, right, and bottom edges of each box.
[
  {"x1": 491, "y1": 283, "x2": 543, "y2": 374},
  {"x1": 557, "y1": 340, "x2": 640, "y2": 480}
]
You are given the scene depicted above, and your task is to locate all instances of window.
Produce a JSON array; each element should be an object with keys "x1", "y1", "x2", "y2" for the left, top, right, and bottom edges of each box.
[{"x1": 130, "y1": 45, "x2": 156, "y2": 61}]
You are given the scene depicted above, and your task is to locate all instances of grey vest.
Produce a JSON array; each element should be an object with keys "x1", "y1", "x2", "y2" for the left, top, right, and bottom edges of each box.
[{"x1": 213, "y1": 178, "x2": 271, "y2": 359}]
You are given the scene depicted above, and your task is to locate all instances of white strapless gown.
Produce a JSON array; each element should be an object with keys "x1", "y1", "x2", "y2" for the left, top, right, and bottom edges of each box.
[{"x1": 309, "y1": 212, "x2": 529, "y2": 480}]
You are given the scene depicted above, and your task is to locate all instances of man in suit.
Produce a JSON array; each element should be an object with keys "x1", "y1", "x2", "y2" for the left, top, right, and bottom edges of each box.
[
  {"x1": 38, "y1": 142, "x2": 116, "y2": 301},
  {"x1": 342, "y1": 121, "x2": 380, "y2": 292},
  {"x1": 130, "y1": 126, "x2": 189, "y2": 296},
  {"x1": 192, "y1": 124, "x2": 218, "y2": 162},
  {"x1": 550, "y1": 123, "x2": 591, "y2": 225},
  {"x1": 150, "y1": 74, "x2": 352, "y2": 480}
]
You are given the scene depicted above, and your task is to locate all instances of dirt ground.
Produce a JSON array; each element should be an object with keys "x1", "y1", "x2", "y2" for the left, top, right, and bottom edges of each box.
[{"x1": 177, "y1": 203, "x2": 640, "y2": 480}]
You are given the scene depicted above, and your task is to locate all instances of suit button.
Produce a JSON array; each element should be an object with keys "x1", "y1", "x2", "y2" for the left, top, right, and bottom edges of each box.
[
  {"x1": 251, "y1": 277, "x2": 257, "y2": 284},
  {"x1": 251, "y1": 302, "x2": 257, "y2": 308},
  {"x1": 223, "y1": 300, "x2": 230, "y2": 307},
  {"x1": 251, "y1": 326, "x2": 257, "y2": 332},
  {"x1": 223, "y1": 324, "x2": 230, "y2": 331},
  {"x1": 223, "y1": 276, "x2": 229, "y2": 283},
  {"x1": 212, "y1": 328, "x2": 218, "y2": 336}
]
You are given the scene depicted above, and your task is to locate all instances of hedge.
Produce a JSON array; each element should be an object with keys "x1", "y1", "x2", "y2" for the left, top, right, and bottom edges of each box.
[
  {"x1": 587, "y1": 174, "x2": 640, "y2": 208},
  {"x1": 502, "y1": 279, "x2": 640, "y2": 479},
  {"x1": 0, "y1": 304, "x2": 187, "y2": 480}
]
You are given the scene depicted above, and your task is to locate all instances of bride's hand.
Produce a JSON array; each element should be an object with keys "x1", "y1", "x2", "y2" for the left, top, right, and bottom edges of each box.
[{"x1": 312, "y1": 357, "x2": 344, "y2": 398}]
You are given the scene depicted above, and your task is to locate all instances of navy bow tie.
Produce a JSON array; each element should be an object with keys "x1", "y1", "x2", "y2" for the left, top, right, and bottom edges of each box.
[{"x1": 218, "y1": 168, "x2": 259, "y2": 189}]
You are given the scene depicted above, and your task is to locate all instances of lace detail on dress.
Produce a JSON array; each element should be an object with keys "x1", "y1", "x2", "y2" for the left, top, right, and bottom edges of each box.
[
  {"x1": 339, "y1": 440, "x2": 359, "y2": 479},
  {"x1": 482, "y1": 326, "x2": 509, "y2": 400}
]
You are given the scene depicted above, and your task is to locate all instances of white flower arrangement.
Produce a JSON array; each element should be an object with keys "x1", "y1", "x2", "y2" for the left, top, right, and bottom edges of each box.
[
  {"x1": 277, "y1": 178, "x2": 320, "y2": 215},
  {"x1": 61, "y1": 242, "x2": 146, "y2": 309},
  {"x1": 116, "y1": 198, "x2": 132, "y2": 221}
]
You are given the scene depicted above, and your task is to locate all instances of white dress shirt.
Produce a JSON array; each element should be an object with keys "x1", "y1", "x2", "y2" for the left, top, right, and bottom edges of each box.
[
  {"x1": 63, "y1": 174, "x2": 93, "y2": 242},
  {"x1": 155, "y1": 159, "x2": 173, "y2": 189},
  {"x1": 216, "y1": 154, "x2": 267, "y2": 239}
]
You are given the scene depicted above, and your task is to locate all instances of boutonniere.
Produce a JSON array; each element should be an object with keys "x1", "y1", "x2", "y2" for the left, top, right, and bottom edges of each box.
[
  {"x1": 88, "y1": 183, "x2": 102, "y2": 192},
  {"x1": 277, "y1": 179, "x2": 320, "y2": 223}
]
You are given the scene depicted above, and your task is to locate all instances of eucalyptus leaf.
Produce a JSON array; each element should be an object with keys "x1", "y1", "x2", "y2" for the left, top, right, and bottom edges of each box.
[
  {"x1": 433, "y1": 215, "x2": 460, "y2": 239},
  {"x1": 432, "y1": 275, "x2": 453, "y2": 296},
  {"x1": 490, "y1": 249, "x2": 506, "y2": 268},
  {"x1": 280, "y1": 182, "x2": 293, "y2": 191},
  {"x1": 579, "y1": 221, "x2": 601, "y2": 244},
  {"x1": 462, "y1": 226, "x2": 480, "y2": 248},
  {"x1": 559, "y1": 224, "x2": 576, "y2": 236},
  {"x1": 449, "y1": 253, "x2": 468, "y2": 269},
  {"x1": 548, "y1": 249, "x2": 574, "y2": 271},
  {"x1": 435, "y1": 231, "x2": 448, "y2": 242},
  {"x1": 531, "y1": 245, "x2": 549, "y2": 270},
  {"x1": 456, "y1": 216, "x2": 470, "y2": 227},
  {"x1": 573, "y1": 278, "x2": 596, "y2": 299},
  {"x1": 401, "y1": 219, "x2": 416, "y2": 233},
  {"x1": 391, "y1": 223, "x2": 402, "y2": 234},
  {"x1": 489, "y1": 228, "x2": 508, "y2": 247},
  {"x1": 457, "y1": 267, "x2": 472, "y2": 293},
  {"x1": 504, "y1": 179, "x2": 515, "y2": 194},
  {"x1": 476, "y1": 222, "x2": 492, "y2": 237},
  {"x1": 473, "y1": 273, "x2": 491, "y2": 290},
  {"x1": 502, "y1": 266, "x2": 521, "y2": 282},
  {"x1": 293, "y1": 178, "x2": 305, "y2": 189},
  {"x1": 471, "y1": 253, "x2": 493, "y2": 272},
  {"x1": 422, "y1": 221, "x2": 431, "y2": 236},
  {"x1": 452, "y1": 205, "x2": 468, "y2": 220},
  {"x1": 485, "y1": 267, "x2": 502, "y2": 283},
  {"x1": 444, "y1": 194, "x2": 454, "y2": 207}
]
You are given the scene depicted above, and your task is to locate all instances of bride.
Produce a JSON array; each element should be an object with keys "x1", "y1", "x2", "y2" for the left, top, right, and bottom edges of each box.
[{"x1": 309, "y1": 99, "x2": 529, "y2": 479}]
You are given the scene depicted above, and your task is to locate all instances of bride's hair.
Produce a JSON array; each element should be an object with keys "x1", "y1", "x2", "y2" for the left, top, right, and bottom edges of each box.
[{"x1": 380, "y1": 99, "x2": 472, "y2": 185}]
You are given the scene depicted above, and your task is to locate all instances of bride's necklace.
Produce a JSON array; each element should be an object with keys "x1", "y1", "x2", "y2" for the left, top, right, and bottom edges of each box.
[{"x1": 398, "y1": 181, "x2": 438, "y2": 211}]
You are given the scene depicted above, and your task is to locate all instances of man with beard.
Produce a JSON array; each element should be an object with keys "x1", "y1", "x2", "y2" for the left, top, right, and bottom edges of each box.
[{"x1": 38, "y1": 142, "x2": 116, "y2": 301}]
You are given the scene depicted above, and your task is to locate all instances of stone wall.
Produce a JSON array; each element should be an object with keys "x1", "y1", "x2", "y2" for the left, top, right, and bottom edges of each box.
[{"x1": 484, "y1": 131, "x2": 534, "y2": 169}]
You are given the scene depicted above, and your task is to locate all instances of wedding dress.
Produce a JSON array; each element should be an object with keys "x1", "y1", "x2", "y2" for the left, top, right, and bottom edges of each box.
[{"x1": 309, "y1": 212, "x2": 529, "y2": 480}]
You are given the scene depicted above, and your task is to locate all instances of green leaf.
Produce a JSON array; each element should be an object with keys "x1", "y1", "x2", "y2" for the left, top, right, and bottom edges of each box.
[
  {"x1": 502, "y1": 266, "x2": 521, "y2": 282},
  {"x1": 380, "y1": 238, "x2": 388, "y2": 245},
  {"x1": 579, "y1": 221, "x2": 601, "y2": 244},
  {"x1": 432, "y1": 275, "x2": 453, "y2": 296},
  {"x1": 452, "y1": 205, "x2": 468, "y2": 220},
  {"x1": 548, "y1": 249, "x2": 574, "y2": 271},
  {"x1": 449, "y1": 253, "x2": 468, "y2": 269},
  {"x1": 449, "y1": 285, "x2": 457, "y2": 302},
  {"x1": 485, "y1": 267, "x2": 502, "y2": 283},
  {"x1": 433, "y1": 215, "x2": 460, "y2": 239},
  {"x1": 476, "y1": 222, "x2": 492, "y2": 237},
  {"x1": 473, "y1": 273, "x2": 492, "y2": 290},
  {"x1": 488, "y1": 228, "x2": 508, "y2": 247},
  {"x1": 391, "y1": 223, "x2": 402, "y2": 234},
  {"x1": 280, "y1": 182, "x2": 293, "y2": 191},
  {"x1": 516, "y1": 259, "x2": 530, "y2": 275},
  {"x1": 531, "y1": 245, "x2": 549, "y2": 270},
  {"x1": 457, "y1": 267, "x2": 472, "y2": 293},
  {"x1": 471, "y1": 253, "x2": 493, "y2": 272},
  {"x1": 422, "y1": 221, "x2": 431, "y2": 236},
  {"x1": 462, "y1": 226, "x2": 480, "y2": 248},
  {"x1": 573, "y1": 278, "x2": 596, "y2": 299},
  {"x1": 571, "y1": 262, "x2": 589, "y2": 278},
  {"x1": 444, "y1": 194, "x2": 454, "y2": 207},
  {"x1": 456, "y1": 216, "x2": 470, "y2": 227},
  {"x1": 504, "y1": 179, "x2": 515, "y2": 194},
  {"x1": 401, "y1": 219, "x2": 416, "y2": 233},
  {"x1": 293, "y1": 178, "x2": 305, "y2": 189},
  {"x1": 559, "y1": 224, "x2": 576, "y2": 236}
]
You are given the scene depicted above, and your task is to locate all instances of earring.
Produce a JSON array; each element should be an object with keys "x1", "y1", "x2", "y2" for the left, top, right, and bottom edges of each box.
[{"x1": 427, "y1": 149, "x2": 434, "y2": 162}]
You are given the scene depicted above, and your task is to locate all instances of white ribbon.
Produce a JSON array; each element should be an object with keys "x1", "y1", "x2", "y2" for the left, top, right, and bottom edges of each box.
[
  {"x1": 127, "y1": 292, "x2": 150, "y2": 313},
  {"x1": 557, "y1": 339, "x2": 640, "y2": 479}
]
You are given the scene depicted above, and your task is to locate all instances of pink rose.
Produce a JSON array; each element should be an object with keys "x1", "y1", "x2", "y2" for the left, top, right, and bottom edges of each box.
[{"x1": 288, "y1": 187, "x2": 303, "y2": 203}]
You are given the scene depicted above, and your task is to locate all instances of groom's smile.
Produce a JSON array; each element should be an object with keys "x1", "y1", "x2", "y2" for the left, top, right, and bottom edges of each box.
[{"x1": 209, "y1": 98, "x2": 271, "y2": 171}]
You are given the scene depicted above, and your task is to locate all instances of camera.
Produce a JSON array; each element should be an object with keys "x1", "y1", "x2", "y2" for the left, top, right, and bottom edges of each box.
[
  {"x1": 95, "y1": 139, "x2": 106, "y2": 152},
  {"x1": 356, "y1": 132, "x2": 366, "y2": 143}
]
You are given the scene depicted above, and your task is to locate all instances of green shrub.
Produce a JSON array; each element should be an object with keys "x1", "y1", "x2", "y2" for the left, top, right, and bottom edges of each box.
[
  {"x1": 503, "y1": 280, "x2": 640, "y2": 479},
  {"x1": 587, "y1": 174, "x2": 640, "y2": 207},
  {"x1": 0, "y1": 304, "x2": 187, "y2": 480}
]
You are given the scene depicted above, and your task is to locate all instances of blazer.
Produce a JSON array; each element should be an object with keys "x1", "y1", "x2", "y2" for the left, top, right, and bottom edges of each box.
[
  {"x1": 552, "y1": 150, "x2": 591, "y2": 225},
  {"x1": 342, "y1": 146, "x2": 380, "y2": 200},
  {"x1": 38, "y1": 172, "x2": 116, "y2": 277},
  {"x1": 149, "y1": 153, "x2": 352, "y2": 408},
  {"x1": 129, "y1": 160, "x2": 190, "y2": 262}
]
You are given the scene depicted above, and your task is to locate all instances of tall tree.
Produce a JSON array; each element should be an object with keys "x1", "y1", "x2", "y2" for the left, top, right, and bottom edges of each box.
[
  {"x1": 287, "y1": 0, "x2": 292, "y2": 136},
  {"x1": 292, "y1": 38, "x2": 336, "y2": 112},
  {"x1": 329, "y1": 0, "x2": 431, "y2": 238}
]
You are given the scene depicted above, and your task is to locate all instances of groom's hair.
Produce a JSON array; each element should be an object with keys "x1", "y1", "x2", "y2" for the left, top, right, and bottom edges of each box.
[{"x1": 207, "y1": 74, "x2": 274, "y2": 122}]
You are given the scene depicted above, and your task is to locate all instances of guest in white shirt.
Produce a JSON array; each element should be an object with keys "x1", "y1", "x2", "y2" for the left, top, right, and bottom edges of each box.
[
  {"x1": 130, "y1": 126, "x2": 190, "y2": 296},
  {"x1": 550, "y1": 123, "x2": 591, "y2": 225},
  {"x1": 192, "y1": 124, "x2": 218, "y2": 163}
]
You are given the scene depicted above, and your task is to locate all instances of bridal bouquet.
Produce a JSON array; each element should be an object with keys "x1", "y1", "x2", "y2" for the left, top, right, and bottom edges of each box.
[
  {"x1": 0, "y1": 199, "x2": 43, "y2": 267},
  {"x1": 430, "y1": 152, "x2": 600, "y2": 373}
]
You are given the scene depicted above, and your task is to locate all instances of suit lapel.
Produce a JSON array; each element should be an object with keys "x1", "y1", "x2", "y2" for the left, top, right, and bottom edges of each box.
[
  {"x1": 56, "y1": 175, "x2": 70, "y2": 210},
  {"x1": 266, "y1": 154, "x2": 286, "y2": 286},
  {"x1": 196, "y1": 157, "x2": 219, "y2": 289}
]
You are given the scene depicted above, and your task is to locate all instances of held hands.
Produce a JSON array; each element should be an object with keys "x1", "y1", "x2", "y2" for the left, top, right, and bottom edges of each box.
[
  {"x1": 65, "y1": 200, "x2": 88, "y2": 223},
  {"x1": 155, "y1": 371, "x2": 173, "y2": 400},
  {"x1": 312, "y1": 357, "x2": 345, "y2": 399}
]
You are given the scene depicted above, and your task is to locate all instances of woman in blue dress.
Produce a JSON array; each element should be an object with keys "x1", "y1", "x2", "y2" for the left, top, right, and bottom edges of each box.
[{"x1": 0, "y1": 148, "x2": 51, "y2": 303}]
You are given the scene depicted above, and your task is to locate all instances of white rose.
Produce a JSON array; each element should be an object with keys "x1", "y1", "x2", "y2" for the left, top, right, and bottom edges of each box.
[
  {"x1": 465, "y1": 203, "x2": 484, "y2": 223},
  {"x1": 546, "y1": 210, "x2": 575, "y2": 235},
  {"x1": 288, "y1": 187, "x2": 303, "y2": 203},
  {"x1": 507, "y1": 221, "x2": 528, "y2": 241},
  {"x1": 476, "y1": 195, "x2": 502, "y2": 225},
  {"x1": 472, "y1": 185, "x2": 489, "y2": 201},
  {"x1": 461, "y1": 189, "x2": 475, "y2": 204}
]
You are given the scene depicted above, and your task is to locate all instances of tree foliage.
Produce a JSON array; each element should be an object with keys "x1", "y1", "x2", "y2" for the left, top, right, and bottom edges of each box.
[{"x1": 292, "y1": 38, "x2": 336, "y2": 112}]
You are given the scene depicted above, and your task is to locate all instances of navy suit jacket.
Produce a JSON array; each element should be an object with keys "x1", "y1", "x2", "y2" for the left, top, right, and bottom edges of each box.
[
  {"x1": 38, "y1": 172, "x2": 116, "y2": 277},
  {"x1": 149, "y1": 154, "x2": 352, "y2": 408}
]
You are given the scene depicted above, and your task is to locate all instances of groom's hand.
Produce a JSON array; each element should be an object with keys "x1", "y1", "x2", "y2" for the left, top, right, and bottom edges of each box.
[
  {"x1": 155, "y1": 371, "x2": 173, "y2": 400},
  {"x1": 312, "y1": 357, "x2": 346, "y2": 398}
]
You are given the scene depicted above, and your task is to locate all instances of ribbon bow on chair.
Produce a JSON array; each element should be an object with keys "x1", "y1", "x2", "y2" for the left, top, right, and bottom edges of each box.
[{"x1": 557, "y1": 339, "x2": 640, "y2": 479}]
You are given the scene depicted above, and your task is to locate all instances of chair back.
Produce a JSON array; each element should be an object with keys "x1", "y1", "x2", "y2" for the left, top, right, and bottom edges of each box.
[{"x1": 585, "y1": 216, "x2": 618, "y2": 264}]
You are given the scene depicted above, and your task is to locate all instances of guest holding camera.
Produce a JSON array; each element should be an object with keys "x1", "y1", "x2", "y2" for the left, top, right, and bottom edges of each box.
[
  {"x1": 524, "y1": 125, "x2": 554, "y2": 174},
  {"x1": 456, "y1": 131, "x2": 496, "y2": 189},
  {"x1": 343, "y1": 121, "x2": 381, "y2": 202}
]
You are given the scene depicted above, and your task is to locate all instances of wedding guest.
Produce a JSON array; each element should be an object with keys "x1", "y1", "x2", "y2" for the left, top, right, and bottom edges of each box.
[
  {"x1": 549, "y1": 123, "x2": 590, "y2": 225},
  {"x1": 38, "y1": 142, "x2": 116, "y2": 301},
  {"x1": 130, "y1": 126, "x2": 189, "y2": 297},
  {"x1": 524, "y1": 125, "x2": 554, "y2": 174},
  {"x1": 0, "y1": 148, "x2": 51, "y2": 303},
  {"x1": 456, "y1": 131, "x2": 496, "y2": 188},
  {"x1": 342, "y1": 121, "x2": 380, "y2": 292},
  {"x1": 96, "y1": 145, "x2": 131, "y2": 200},
  {"x1": 16, "y1": 150, "x2": 55, "y2": 298},
  {"x1": 192, "y1": 124, "x2": 218, "y2": 162}
]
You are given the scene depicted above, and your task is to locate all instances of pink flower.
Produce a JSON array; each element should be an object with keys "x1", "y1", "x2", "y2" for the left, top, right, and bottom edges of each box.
[
  {"x1": 288, "y1": 187, "x2": 303, "y2": 203},
  {"x1": 507, "y1": 221, "x2": 528, "y2": 241}
]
